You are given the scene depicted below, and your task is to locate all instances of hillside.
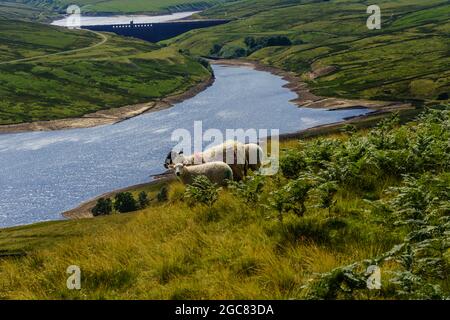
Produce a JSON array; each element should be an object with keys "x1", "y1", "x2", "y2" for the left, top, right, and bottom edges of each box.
[
  {"x1": 0, "y1": 105, "x2": 448, "y2": 299},
  {"x1": 168, "y1": 0, "x2": 450, "y2": 103},
  {"x1": 3, "y1": 0, "x2": 235, "y2": 15},
  {"x1": 0, "y1": 1, "x2": 53, "y2": 21},
  {"x1": 0, "y1": 19, "x2": 211, "y2": 125}
]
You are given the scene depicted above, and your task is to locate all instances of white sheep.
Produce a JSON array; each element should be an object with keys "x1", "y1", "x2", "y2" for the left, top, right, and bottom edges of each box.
[
  {"x1": 174, "y1": 161, "x2": 234, "y2": 186},
  {"x1": 166, "y1": 140, "x2": 248, "y2": 181},
  {"x1": 245, "y1": 143, "x2": 265, "y2": 172}
]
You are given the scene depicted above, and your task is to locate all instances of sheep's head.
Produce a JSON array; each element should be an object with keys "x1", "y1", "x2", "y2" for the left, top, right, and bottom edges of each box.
[
  {"x1": 174, "y1": 163, "x2": 185, "y2": 177},
  {"x1": 164, "y1": 150, "x2": 184, "y2": 169}
]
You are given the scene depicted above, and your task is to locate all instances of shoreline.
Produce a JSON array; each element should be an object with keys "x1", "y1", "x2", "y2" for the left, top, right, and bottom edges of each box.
[
  {"x1": 0, "y1": 58, "x2": 413, "y2": 135},
  {"x1": 7, "y1": 58, "x2": 416, "y2": 222},
  {"x1": 62, "y1": 174, "x2": 175, "y2": 220},
  {"x1": 0, "y1": 75, "x2": 215, "y2": 134},
  {"x1": 212, "y1": 59, "x2": 413, "y2": 112}
]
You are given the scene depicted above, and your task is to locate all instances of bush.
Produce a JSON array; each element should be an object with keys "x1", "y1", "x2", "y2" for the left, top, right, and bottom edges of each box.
[
  {"x1": 228, "y1": 175, "x2": 266, "y2": 205},
  {"x1": 209, "y1": 44, "x2": 223, "y2": 56},
  {"x1": 280, "y1": 149, "x2": 307, "y2": 179},
  {"x1": 138, "y1": 191, "x2": 150, "y2": 209},
  {"x1": 283, "y1": 178, "x2": 314, "y2": 217},
  {"x1": 91, "y1": 198, "x2": 113, "y2": 217},
  {"x1": 114, "y1": 192, "x2": 138, "y2": 213},
  {"x1": 157, "y1": 185, "x2": 169, "y2": 203},
  {"x1": 317, "y1": 182, "x2": 338, "y2": 214},
  {"x1": 244, "y1": 35, "x2": 292, "y2": 55},
  {"x1": 218, "y1": 45, "x2": 247, "y2": 59},
  {"x1": 184, "y1": 176, "x2": 221, "y2": 209}
]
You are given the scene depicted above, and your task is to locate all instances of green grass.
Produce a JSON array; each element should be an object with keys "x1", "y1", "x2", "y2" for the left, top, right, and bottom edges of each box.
[
  {"x1": 0, "y1": 106, "x2": 448, "y2": 299},
  {"x1": 0, "y1": 19, "x2": 100, "y2": 61},
  {"x1": 0, "y1": 182, "x2": 399, "y2": 299},
  {"x1": 0, "y1": 19, "x2": 211, "y2": 125},
  {"x1": 0, "y1": 1, "x2": 54, "y2": 21},
  {"x1": 167, "y1": 0, "x2": 450, "y2": 102}
]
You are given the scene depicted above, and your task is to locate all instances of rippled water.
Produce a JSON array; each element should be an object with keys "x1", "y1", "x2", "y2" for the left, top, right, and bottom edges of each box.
[
  {"x1": 51, "y1": 11, "x2": 199, "y2": 27},
  {"x1": 0, "y1": 65, "x2": 369, "y2": 227}
]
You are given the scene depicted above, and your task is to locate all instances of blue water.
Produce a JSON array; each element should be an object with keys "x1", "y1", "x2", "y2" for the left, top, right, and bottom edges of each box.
[{"x1": 0, "y1": 65, "x2": 368, "y2": 227}]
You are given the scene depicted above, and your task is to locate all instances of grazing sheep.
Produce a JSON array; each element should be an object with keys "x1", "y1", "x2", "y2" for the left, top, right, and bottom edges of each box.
[
  {"x1": 245, "y1": 143, "x2": 265, "y2": 172},
  {"x1": 174, "y1": 162, "x2": 233, "y2": 186},
  {"x1": 165, "y1": 140, "x2": 248, "y2": 181}
]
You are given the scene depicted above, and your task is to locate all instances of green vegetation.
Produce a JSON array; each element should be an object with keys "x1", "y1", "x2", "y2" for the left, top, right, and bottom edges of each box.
[
  {"x1": 168, "y1": 0, "x2": 450, "y2": 102},
  {"x1": 0, "y1": 1, "x2": 53, "y2": 21},
  {"x1": 92, "y1": 191, "x2": 153, "y2": 216},
  {"x1": 184, "y1": 175, "x2": 221, "y2": 209},
  {"x1": 92, "y1": 198, "x2": 113, "y2": 217},
  {"x1": 0, "y1": 105, "x2": 448, "y2": 299},
  {"x1": 5, "y1": 0, "x2": 234, "y2": 15},
  {"x1": 0, "y1": 19, "x2": 211, "y2": 125},
  {"x1": 0, "y1": 19, "x2": 99, "y2": 61}
]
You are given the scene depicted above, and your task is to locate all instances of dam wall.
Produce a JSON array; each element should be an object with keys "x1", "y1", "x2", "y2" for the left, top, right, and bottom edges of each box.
[{"x1": 83, "y1": 20, "x2": 230, "y2": 43}]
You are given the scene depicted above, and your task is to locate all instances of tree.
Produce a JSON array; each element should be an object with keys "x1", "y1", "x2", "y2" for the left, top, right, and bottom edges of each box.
[
  {"x1": 210, "y1": 44, "x2": 223, "y2": 56},
  {"x1": 114, "y1": 192, "x2": 138, "y2": 213},
  {"x1": 91, "y1": 198, "x2": 113, "y2": 217},
  {"x1": 138, "y1": 191, "x2": 150, "y2": 209},
  {"x1": 157, "y1": 185, "x2": 169, "y2": 203},
  {"x1": 244, "y1": 36, "x2": 257, "y2": 49}
]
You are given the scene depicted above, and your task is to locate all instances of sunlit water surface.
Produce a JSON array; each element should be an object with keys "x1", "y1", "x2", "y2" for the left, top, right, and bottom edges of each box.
[
  {"x1": 0, "y1": 65, "x2": 369, "y2": 227},
  {"x1": 51, "y1": 11, "x2": 199, "y2": 27}
]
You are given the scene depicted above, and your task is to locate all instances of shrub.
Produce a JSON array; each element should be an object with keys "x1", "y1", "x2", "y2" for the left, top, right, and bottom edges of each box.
[
  {"x1": 280, "y1": 149, "x2": 307, "y2": 179},
  {"x1": 209, "y1": 44, "x2": 223, "y2": 56},
  {"x1": 218, "y1": 45, "x2": 247, "y2": 59},
  {"x1": 114, "y1": 192, "x2": 138, "y2": 213},
  {"x1": 283, "y1": 177, "x2": 315, "y2": 217},
  {"x1": 91, "y1": 198, "x2": 113, "y2": 217},
  {"x1": 317, "y1": 182, "x2": 338, "y2": 214},
  {"x1": 184, "y1": 176, "x2": 221, "y2": 209},
  {"x1": 157, "y1": 185, "x2": 169, "y2": 203},
  {"x1": 228, "y1": 175, "x2": 266, "y2": 205},
  {"x1": 244, "y1": 35, "x2": 292, "y2": 55},
  {"x1": 138, "y1": 191, "x2": 150, "y2": 209}
]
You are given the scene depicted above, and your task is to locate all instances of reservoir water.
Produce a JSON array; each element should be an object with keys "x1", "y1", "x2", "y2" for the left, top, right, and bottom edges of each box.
[
  {"x1": 0, "y1": 65, "x2": 369, "y2": 228},
  {"x1": 51, "y1": 11, "x2": 199, "y2": 27}
]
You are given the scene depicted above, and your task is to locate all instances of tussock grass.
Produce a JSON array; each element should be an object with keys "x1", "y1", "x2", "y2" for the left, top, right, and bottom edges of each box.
[
  {"x1": 1, "y1": 107, "x2": 448, "y2": 299},
  {"x1": 0, "y1": 163, "x2": 398, "y2": 299}
]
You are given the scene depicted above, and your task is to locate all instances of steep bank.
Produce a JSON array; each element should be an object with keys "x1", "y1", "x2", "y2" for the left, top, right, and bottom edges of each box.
[
  {"x1": 0, "y1": 106, "x2": 448, "y2": 299},
  {"x1": 212, "y1": 60, "x2": 414, "y2": 112},
  {"x1": 0, "y1": 74, "x2": 214, "y2": 134},
  {"x1": 60, "y1": 60, "x2": 416, "y2": 221},
  {"x1": 0, "y1": 19, "x2": 212, "y2": 129}
]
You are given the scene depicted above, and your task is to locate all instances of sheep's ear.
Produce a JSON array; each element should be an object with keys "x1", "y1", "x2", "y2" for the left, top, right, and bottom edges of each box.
[{"x1": 179, "y1": 149, "x2": 184, "y2": 155}]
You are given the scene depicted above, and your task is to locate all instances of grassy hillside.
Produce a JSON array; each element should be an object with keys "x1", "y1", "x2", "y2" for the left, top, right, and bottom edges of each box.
[
  {"x1": 4, "y1": 0, "x2": 235, "y2": 15},
  {"x1": 0, "y1": 1, "x2": 53, "y2": 21},
  {"x1": 0, "y1": 105, "x2": 448, "y2": 299},
  {"x1": 168, "y1": 0, "x2": 450, "y2": 103},
  {"x1": 0, "y1": 19, "x2": 100, "y2": 61},
  {"x1": 0, "y1": 20, "x2": 211, "y2": 125}
]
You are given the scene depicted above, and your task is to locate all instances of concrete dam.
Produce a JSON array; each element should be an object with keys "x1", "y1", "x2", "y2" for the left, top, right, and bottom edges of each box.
[{"x1": 82, "y1": 19, "x2": 230, "y2": 43}]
